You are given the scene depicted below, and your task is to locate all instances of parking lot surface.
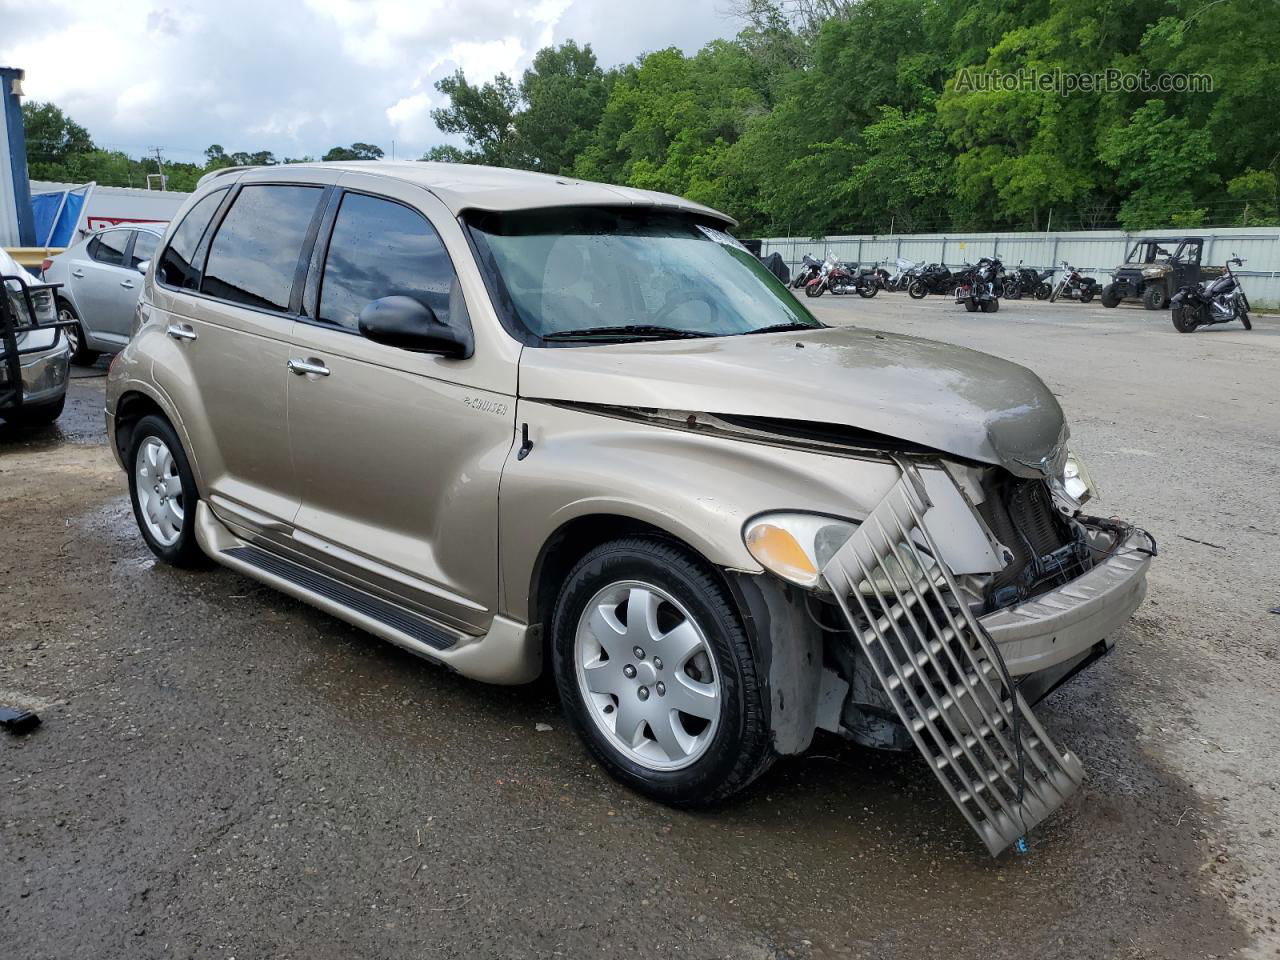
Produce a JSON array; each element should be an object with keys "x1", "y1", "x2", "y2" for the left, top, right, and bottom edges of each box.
[{"x1": 2, "y1": 298, "x2": 1277, "y2": 959}]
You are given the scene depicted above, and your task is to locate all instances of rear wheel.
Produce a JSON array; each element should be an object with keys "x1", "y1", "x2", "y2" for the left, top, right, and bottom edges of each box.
[
  {"x1": 1034, "y1": 282, "x2": 1051, "y2": 300},
  {"x1": 858, "y1": 283, "x2": 878, "y2": 298},
  {"x1": 963, "y1": 300, "x2": 979, "y2": 312},
  {"x1": 1171, "y1": 305, "x2": 1199, "y2": 333},
  {"x1": 552, "y1": 537, "x2": 774, "y2": 806},
  {"x1": 1080, "y1": 286, "x2": 1095, "y2": 304},
  {"x1": 127, "y1": 414, "x2": 206, "y2": 567},
  {"x1": 58, "y1": 301, "x2": 98, "y2": 365},
  {"x1": 1100, "y1": 284, "x2": 1121, "y2": 308},
  {"x1": 981, "y1": 298, "x2": 999, "y2": 313},
  {"x1": 1143, "y1": 285, "x2": 1167, "y2": 310}
]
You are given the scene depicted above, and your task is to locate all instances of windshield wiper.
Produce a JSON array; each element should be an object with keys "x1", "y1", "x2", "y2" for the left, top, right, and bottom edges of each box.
[
  {"x1": 542, "y1": 324, "x2": 714, "y2": 342},
  {"x1": 745, "y1": 321, "x2": 823, "y2": 335}
]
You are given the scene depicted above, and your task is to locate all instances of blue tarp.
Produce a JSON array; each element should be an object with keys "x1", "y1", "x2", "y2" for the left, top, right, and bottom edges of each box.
[{"x1": 31, "y1": 185, "x2": 89, "y2": 247}]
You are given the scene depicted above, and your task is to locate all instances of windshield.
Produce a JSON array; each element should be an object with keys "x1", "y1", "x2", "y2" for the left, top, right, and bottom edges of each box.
[{"x1": 466, "y1": 207, "x2": 822, "y2": 343}]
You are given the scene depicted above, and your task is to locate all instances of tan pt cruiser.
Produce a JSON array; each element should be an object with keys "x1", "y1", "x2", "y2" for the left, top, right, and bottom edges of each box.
[{"x1": 106, "y1": 162, "x2": 1154, "y2": 855}]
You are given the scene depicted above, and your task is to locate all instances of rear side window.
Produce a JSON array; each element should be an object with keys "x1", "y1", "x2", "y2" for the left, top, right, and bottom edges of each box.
[
  {"x1": 131, "y1": 231, "x2": 158, "y2": 269},
  {"x1": 158, "y1": 189, "x2": 227, "y2": 289},
  {"x1": 318, "y1": 192, "x2": 458, "y2": 331},
  {"x1": 202, "y1": 185, "x2": 323, "y2": 312},
  {"x1": 88, "y1": 231, "x2": 128, "y2": 266}
]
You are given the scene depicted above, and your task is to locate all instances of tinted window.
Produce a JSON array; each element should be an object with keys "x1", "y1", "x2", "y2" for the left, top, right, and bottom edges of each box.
[
  {"x1": 202, "y1": 185, "x2": 323, "y2": 312},
  {"x1": 158, "y1": 189, "x2": 227, "y2": 289},
  {"x1": 89, "y1": 231, "x2": 129, "y2": 266},
  {"x1": 318, "y1": 192, "x2": 458, "y2": 331},
  {"x1": 130, "y1": 231, "x2": 158, "y2": 269}
]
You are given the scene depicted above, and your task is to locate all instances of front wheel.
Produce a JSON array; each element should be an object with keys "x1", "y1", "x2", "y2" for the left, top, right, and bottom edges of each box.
[
  {"x1": 551, "y1": 538, "x2": 774, "y2": 806},
  {"x1": 981, "y1": 298, "x2": 999, "y2": 313},
  {"x1": 2, "y1": 394, "x2": 65, "y2": 427},
  {"x1": 127, "y1": 414, "x2": 206, "y2": 567},
  {"x1": 1143, "y1": 285, "x2": 1167, "y2": 310},
  {"x1": 963, "y1": 300, "x2": 979, "y2": 312},
  {"x1": 1100, "y1": 284, "x2": 1121, "y2": 308},
  {"x1": 907, "y1": 280, "x2": 927, "y2": 299},
  {"x1": 58, "y1": 301, "x2": 98, "y2": 365},
  {"x1": 804, "y1": 280, "x2": 825, "y2": 298}
]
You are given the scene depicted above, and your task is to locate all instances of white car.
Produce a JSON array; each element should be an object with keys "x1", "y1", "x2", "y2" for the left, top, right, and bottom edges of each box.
[
  {"x1": 42, "y1": 224, "x2": 162, "y2": 364},
  {"x1": 1, "y1": 247, "x2": 70, "y2": 426}
]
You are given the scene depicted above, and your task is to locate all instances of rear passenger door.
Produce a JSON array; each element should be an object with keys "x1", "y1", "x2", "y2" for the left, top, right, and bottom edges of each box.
[
  {"x1": 284, "y1": 177, "x2": 511, "y2": 633},
  {"x1": 75, "y1": 229, "x2": 137, "y2": 337},
  {"x1": 150, "y1": 176, "x2": 330, "y2": 544}
]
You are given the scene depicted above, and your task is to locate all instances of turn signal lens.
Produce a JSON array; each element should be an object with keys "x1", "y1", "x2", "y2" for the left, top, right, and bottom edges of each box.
[{"x1": 745, "y1": 523, "x2": 819, "y2": 587}]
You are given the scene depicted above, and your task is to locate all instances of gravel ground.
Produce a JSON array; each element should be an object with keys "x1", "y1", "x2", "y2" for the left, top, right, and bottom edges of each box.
[{"x1": 2, "y1": 298, "x2": 1277, "y2": 959}]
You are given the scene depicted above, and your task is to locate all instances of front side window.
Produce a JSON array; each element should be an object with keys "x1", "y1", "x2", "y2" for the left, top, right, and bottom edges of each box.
[
  {"x1": 466, "y1": 207, "x2": 821, "y2": 343},
  {"x1": 89, "y1": 231, "x2": 129, "y2": 267},
  {"x1": 131, "y1": 231, "x2": 158, "y2": 269},
  {"x1": 158, "y1": 188, "x2": 228, "y2": 289},
  {"x1": 202, "y1": 185, "x2": 323, "y2": 312},
  {"x1": 318, "y1": 192, "x2": 459, "y2": 331}
]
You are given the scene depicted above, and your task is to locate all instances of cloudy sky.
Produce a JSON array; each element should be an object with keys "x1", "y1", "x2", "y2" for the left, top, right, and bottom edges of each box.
[{"x1": 1, "y1": 0, "x2": 737, "y2": 165}]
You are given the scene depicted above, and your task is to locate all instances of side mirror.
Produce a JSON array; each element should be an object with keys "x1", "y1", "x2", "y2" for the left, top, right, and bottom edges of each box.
[
  {"x1": 135, "y1": 260, "x2": 150, "y2": 275},
  {"x1": 357, "y1": 295, "x2": 473, "y2": 358}
]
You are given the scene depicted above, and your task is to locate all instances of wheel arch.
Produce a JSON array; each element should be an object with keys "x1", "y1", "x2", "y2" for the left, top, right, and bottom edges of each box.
[{"x1": 111, "y1": 386, "x2": 205, "y2": 493}]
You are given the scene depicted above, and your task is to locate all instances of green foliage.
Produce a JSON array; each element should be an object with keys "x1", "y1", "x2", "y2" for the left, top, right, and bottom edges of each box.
[
  {"x1": 21, "y1": 0, "x2": 1280, "y2": 234},
  {"x1": 322, "y1": 143, "x2": 384, "y2": 161}
]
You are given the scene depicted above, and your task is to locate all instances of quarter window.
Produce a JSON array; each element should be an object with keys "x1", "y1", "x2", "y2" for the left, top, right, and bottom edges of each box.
[
  {"x1": 202, "y1": 185, "x2": 323, "y2": 312},
  {"x1": 130, "y1": 231, "x2": 158, "y2": 269},
  {"x1": 157, "y1": 188, "x2": 228, "y2": 289},
  {"x1": 89, "y1": 231, "x2": 129, "y2": 266},
  {"x1": 318, "y1": 192, "x2": 459, "y2": 331}
]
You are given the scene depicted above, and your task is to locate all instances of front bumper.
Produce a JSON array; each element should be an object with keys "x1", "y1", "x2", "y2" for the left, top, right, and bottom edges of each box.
[
  {"x1": 0, "y1": 338, "x2": 71, "y2": 409},
  {"x1": 981, "y1": 525, "x2": 1152, "y2": 677}
]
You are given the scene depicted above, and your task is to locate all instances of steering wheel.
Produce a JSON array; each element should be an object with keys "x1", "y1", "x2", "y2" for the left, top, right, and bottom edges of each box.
[{"x1": 653, "y1": 289, "x2": 722, "y2": 329}]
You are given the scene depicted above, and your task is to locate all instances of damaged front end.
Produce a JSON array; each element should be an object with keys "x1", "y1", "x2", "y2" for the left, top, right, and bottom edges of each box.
[{"x1": 731, "y1": 452, "x2": 1153, "y2": 857}]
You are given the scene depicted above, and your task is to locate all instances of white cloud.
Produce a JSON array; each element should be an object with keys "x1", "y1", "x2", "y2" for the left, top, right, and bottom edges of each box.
[{"x1": 1, "y1": 0, "x2": 736, "y2": 164}]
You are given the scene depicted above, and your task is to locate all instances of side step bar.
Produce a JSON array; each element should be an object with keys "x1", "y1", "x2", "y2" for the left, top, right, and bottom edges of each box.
[
  {"x1": 223, "y1": 544, "x2": 457, "y2": 651},
  {"x1": 821, "y1": 464, "x2": 1084, "y2": 856}
]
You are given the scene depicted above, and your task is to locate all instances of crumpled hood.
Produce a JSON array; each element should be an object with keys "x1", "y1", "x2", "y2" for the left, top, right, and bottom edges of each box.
[{"x1": 518, "y1": 326, "x2": 1068, "y2": 478}]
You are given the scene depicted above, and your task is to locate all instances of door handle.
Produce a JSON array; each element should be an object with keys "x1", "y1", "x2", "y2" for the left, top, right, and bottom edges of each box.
[
  {"x1": 120, "y1": 280, "x2": 135, "y2": 289},
  {"x1": 71, "y1": 269, "x2": 85, "y2": 278},
  {"x1": 287, "y1": 357, "x2": 330, "y2": 377},
  {"x1": 165, "y1": 323, "x2": 197, "y2": 341}
]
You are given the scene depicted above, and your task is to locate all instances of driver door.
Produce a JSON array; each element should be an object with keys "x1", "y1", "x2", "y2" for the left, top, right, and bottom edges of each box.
[{"x1": 284, "y1": 175, "x2": 512, "y2": 634}]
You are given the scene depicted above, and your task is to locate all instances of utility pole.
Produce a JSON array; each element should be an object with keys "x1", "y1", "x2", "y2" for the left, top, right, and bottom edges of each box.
[{"x1": 147, "y1": 146, "x2": 167, "y2": 190}]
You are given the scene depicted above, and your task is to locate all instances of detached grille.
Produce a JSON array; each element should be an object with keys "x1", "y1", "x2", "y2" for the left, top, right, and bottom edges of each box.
[{"x1": 978, "y1": 473, "x2": 1091, "y2": 609}]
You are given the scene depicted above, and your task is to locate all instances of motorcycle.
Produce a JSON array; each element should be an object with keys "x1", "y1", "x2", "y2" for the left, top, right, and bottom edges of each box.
[
  {"x1": 1049, "y1": 261, "x2": 1100, "y2": 303},
  {"x1": 791, "y1": 254, "x2": 822, "y2": 290},
  {"x1": 954, "y1": 256, "x2": 1001, "y2": 313},
  {"x1": 887, "y1": 258, "x2": 922, "y2": 292},
  {"x1": 805, "y1": 256, "x2": 878, "y2": 298},
  {"x1": 1170, "y1": 255, "x2": 1252, "y2": 333},
  {"x1": 907, "y1": 262, "x2": 956, "y2": 299}
]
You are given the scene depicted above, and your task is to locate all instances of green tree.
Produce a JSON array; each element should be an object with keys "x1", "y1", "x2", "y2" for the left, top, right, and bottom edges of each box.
[
  {"x1": 322, "y1": 142, "x2": 384, "y2": 161},
  {"x1": 513, "y1": 41, "x2": 609, "y2": 174},
  {"x1": 22, "y1": 101, "x2": 94, "y2": 168},
  {"x1": 430, "y1": 70, "x2": 520, "y2": 165}
]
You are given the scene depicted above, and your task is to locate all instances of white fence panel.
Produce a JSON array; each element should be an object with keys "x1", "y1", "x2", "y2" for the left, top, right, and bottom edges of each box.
[{"x1": 761, "y1": 227, "x2": 1280, "y2": 306}]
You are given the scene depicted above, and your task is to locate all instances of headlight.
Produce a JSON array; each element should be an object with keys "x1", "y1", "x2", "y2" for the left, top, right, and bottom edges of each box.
[
  {"x1": 1141, "y1": 267, "x2": 1162, "y2": 277},
  {"x1": 744, "y1": 513, "x2": 859, "y2": 588},
  {"x1": 743, "y1": 512, "x2": 937, "y2": 593},
  {"x1": 1062, "y1": 448, "x2": 1097, "y2": 503}
]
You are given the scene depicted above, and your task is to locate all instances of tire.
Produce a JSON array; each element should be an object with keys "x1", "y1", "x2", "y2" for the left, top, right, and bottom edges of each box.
[
  {"x1": 126, "y1": 414, "x2": 206, "y2": 567},
  {"x1": 58, "y1": 301, "x2": 99, "y2": 366},
  {"x1": 804, "y1": 281, "x2": 824, "y2": 298},
  {"x1": 3, "y1": 394, "x2": 65, "y2": 427},
  {"x1": 1080, "y1": 286, "x2": 1095, "y2": 304},
  {"x1": 1143, "y1": 285, "x2": 1167, "y2": 310},
  {"x1": 858, "y1": 284, "x2": 878, "y2": 299},
  {"x1": 551, "y1": 537, "x2": 774, "y2": 807},
  {"x1": 963, "y1": 300, "x2": 979, "y2": 312},
  {"x1": 907, "y1": 280, "x2": 927, "y2": 299},
  {"x1": 1035, "y1": 282, "x2": 1051, "y2": 300},
  {"x1": 1007, "y1": 284, "x2": 1023, "y2": 300},
  {"x1": 1171, "y1": 305, "x2": 1199, "y2": 333},
  {"x1": 981, "y1": 298, "x2": 999, "y2": 313},
  {"x1": 1240, "y1": 311, "x2": 1252, "y2": 330},
  {"x1": 1100, "y1": 284, "x2": 1121, "y2": 308}
]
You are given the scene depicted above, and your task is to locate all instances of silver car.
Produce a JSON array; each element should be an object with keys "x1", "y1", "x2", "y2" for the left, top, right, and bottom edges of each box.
[{"x1": 43, "y1": 224, "x2": 161, "y2": 363}]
